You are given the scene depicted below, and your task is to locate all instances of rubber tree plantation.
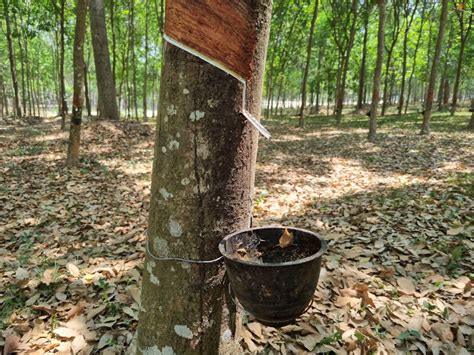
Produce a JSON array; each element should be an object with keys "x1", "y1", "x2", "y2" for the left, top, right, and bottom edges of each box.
[{"x1": 0, "y1": 0, "x2": 473, "y2": 354}]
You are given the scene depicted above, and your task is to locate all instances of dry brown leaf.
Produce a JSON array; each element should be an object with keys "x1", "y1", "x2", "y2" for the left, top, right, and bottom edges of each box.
[
  {"x1": 431, "y1": 322, "x2": 454, "y2": 342},
  {"x1": 53, "y1": 326, "x2": 79, "y2": 340},
  {"x1": 397, "y1": 277, "x2": 416, "y2": 295},
  {"x1": 66, "y1": 263, "x2": 81, "y2": 277},
  {"x1": 240, "y1": 327, "x2": 259, "y2": 352},
  {"x1": 65, "y1": 303, "x2": 86, "y2": 320},
  {"x1": 246, "y1": 322, "x2": 262, "y2": 339},
  {"x1": 2, "y1": 334, "x2": 20, "y2": 355},
  {"x1": 299, "y1": 334, "x2": 324, "y2": 351}
]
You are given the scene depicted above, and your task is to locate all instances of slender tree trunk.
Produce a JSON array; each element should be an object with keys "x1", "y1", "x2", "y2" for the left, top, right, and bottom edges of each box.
[
  {"x1": 381, "y1": 4, "x2": 401, "y2": 116},
  {"x1": 369, "y1": 0, "x2": 385, "y2": 142},
  {"x1": 3, "y1": 0, "x2": 22, "y2": 118},
  {"x1": 357, "y1": 5, "x2": 369, "y2": 111},
  {"x1": 14, "y1": 15, "x2": 27, "y2": 118},
  {"x1": 129, "y1": 0, "x2": 138, "y2": 119},
  {"x1": 0, "y1": 65, "x2": 7, "y2": 116},
  {"x1": 468, "y1": 98, "x2": 474, "y2": 130},
  {"x1": 60, "y1": 0, "x2": 68, "y2": 128},
  {"x1": 143, "y1": 0, "x2": 149, "y2": 121},
  {"x1": 89, "y1": 0, "x2": 119, "y2": 120},
  {"x1": 67, "y1": 0, "x2": 89, "y2": 167},
  {"x1": 450, "y1": 5, "x2": 473, "y2": 116},
  {"x1": 298, "y1": 0, "x2": 319, "y2": 127},
  {"x1": 84, "y1": 63, "x2": 92, "y2": 117},
  {"x1": 421, "y1": 0, "x2": 448, "y2": 135},
  {"x1": 335, "y1": 0, "x2": 358, "y2": 125},
  {"x1": 109, "y1": 0, "x2": 116, "y2": 86},
  {"x1": 437, "y1": 27, "x2": 453, "y2": 111},
  {"x1": 405, "y1": 1, "x2": 426, "y2": 114},
  {"x1": 137, "y1": 1, "x2": 272, "y2": 353},
  {"x1": 398, "y1": 0, "x2": 419, "y2": 116}
]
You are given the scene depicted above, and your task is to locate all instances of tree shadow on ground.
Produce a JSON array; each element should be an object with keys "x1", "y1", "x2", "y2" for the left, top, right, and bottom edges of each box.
[
  {"x1": 272, "y1": 176, "x2": 472, "y2": 280},
  {"x1": 258, "y1": 112, "x2": 472, "y2": 180}
]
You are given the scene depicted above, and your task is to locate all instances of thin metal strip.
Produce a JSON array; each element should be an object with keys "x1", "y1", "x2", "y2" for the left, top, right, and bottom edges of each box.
[{"x1": 163, "y1": 33, "x2": 271, "y2": 139}]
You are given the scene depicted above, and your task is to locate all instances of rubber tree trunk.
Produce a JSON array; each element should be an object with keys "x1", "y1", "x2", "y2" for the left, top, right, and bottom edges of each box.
[
  {"x1": 89, "y1": 0, "x2": 119, "y2": 120},
  {"x1": 368, "y1": 0, "x2": 385, "y2": 142},
  {"x1": 421, "y1": 0, "x2": 448, "y2": 135},
  {"x1": 143, "y1": 0, "x2": 149, "y2": 121},
  {"x1": 3, "y1": 0, "x2": 22, "y2": 118},
  {"x1": 381, "y1": 4, "x2": 401, "y2": 116},
  {"x1": 67, "y1": 0, "x2": 89, "y2": 167},
  {"x1": 404, "y1": 1, "x2": 426, "y2": 114},
  {"x1": 398, "y1": 0, "x2": 419, "y2": 116},
  {"x1": 356, "y1": 3, "x2": 369, "y2": 111},
  {"x1": 60, "y1": 0, "x2": 68, "y2": 129},
  {"x1": 137, "y1": 1, "x2": 272, "y2": 354},
  {"x1": 468, "y1": 98, "x2": 474, "y2": 130},
  {"x1": 450, "y1": 5, "x2": 472, "y2": 116},
  {"x1": 334, "y1": 0, "x2": 358, "y2": 125},
  {"x1": 298, "y1": 0, "x2": 319, "y2": 128}
]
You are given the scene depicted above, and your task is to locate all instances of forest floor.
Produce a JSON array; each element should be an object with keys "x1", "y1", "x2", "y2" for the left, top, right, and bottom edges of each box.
[{"x1": 0, "y1": 112, "x2": 473, "y2": 354}]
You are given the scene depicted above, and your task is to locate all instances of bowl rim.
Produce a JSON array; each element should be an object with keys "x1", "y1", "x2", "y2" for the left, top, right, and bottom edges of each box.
[{"x1": 218, "y1": 225, "x2": 328, "y2": 267}]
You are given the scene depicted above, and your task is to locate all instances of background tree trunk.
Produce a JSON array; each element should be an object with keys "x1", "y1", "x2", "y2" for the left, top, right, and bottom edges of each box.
[
  {"x1": 368, "y1": 0, "x2": 385, "y2": 142},
  {"x1": 468, "y1": 98, "x2": 474, "y2": 130},
  {"x1": 3, "y1": 0, "x2": 22, "y2": 118},
  {"x1": 60, "y1": 0, "x2": 68, "y2": 129},
  {"x1": 450, "y1": 4, "x2": 472, "y2": 116},
  {"x1": 136, "y1": 1, "x2": 272, "y2": 353},
  {"x1": 298, "y1": 0, "x2": 319, "y2": 127},
  {"x1": 398, "y1": 0, "x2": 419, "y2": 116},
  {"x1": 143, "y1": 0, "x2": 149, "y2": 121},
  {"x1": 67, "y1": 0, "x2": 89, "y2": 167},
  {"x1": 421, "y1": 0, "x2": 448, "y2": 135},
  {"x1": 89, "y1": 0, "x2": 119, "y2": 120},
  {"x1": 381, "y1": 3, "x2": 401, "y2": 116},
  {"x1": 356, "y1": 2, "x2": 369, "y2": 111},
  {"x1": 404, "y1": 1, "x2": 426, "y2": 114}
]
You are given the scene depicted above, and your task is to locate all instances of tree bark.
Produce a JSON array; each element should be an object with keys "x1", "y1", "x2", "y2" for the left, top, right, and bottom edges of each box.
[
  {"x1": 356, "y1": 2, "x2": 369, "y2": 111},
  {"x1": 67, "y1": 0, "x2": 89, "y2": 167},
  {"x1": 381, "y1": 3, "x2": 401, "y2": 116},
  {"x1": 405, "y1": 1, "x2": 426, "y2": 114},
  {"x1": 136, "y1": 1, "x2": 272, "y2": 353},
  {"x1": 468, "y1": 98, "x2": 474, "y2": 130},
  {"x1": 3, "y1": 0, "x2": 22, "y2": 118},
  {"x1": 450, "y1": 4, "x2": 473, "y2": 116},
  {"x1": 421, "y1": 0, "x2": 448, "y2": 135},
  {"x1": 89, "y1": 0, "x2": 119, "y2": 120},
  {"x1": 298, "y1": 0, "x2": 319, "y2": 127},
  {"x1": 143, "y1": 0, "x2": 149, "y2": 121},
  {"x1": 334, "y1": 0, "x2": 358, "y2": 125},
  {"x1": 398, "y1": 0, "x2": 419, "y2": 116},
  {"x1": 368, "y1": 0, "x2": 385, "y2": 142},
  {"x1": 60, "y1": 0, "x2": 68, "y2": 128}
]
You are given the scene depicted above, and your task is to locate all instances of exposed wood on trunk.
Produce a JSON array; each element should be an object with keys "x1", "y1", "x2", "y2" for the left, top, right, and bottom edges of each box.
[{"x1": 165, "y1": 0, "x2": 258, "y2": 80}]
